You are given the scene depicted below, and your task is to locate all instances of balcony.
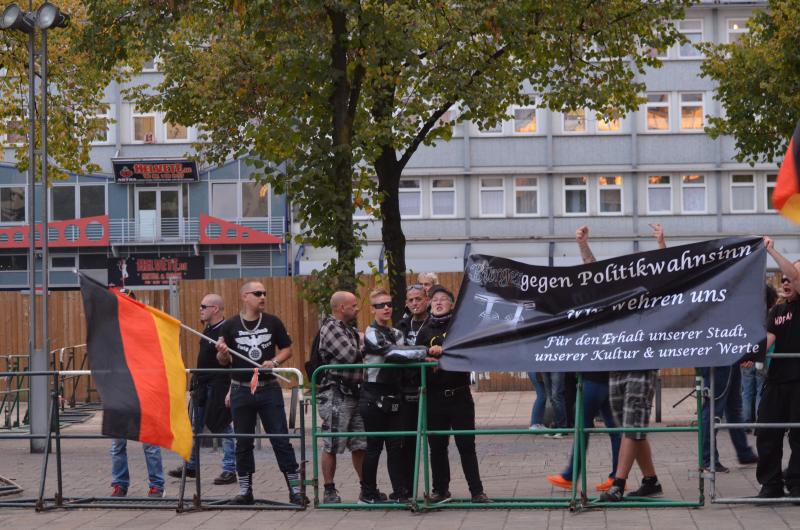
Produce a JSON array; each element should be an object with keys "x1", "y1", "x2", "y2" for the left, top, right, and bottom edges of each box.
[{"x1": 108, "y1": 216, "x2": 286, "y2": 246}]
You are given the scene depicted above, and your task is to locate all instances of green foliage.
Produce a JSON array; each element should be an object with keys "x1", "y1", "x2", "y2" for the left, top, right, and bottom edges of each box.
[
  {"x1": 81, "y1": 0, "x2": 692, "y2": 312},
  {"x1": 0, "y1": 0, "x2": 121, "y2": 180},
  {"x1": 701, "y1": 1, "x2": 800, "y2": 165}
]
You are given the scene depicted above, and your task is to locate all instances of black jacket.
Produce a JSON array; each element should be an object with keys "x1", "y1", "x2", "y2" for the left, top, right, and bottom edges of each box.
[{"x1": 414, "y1": 312, "x2": 470, "y2": 390}]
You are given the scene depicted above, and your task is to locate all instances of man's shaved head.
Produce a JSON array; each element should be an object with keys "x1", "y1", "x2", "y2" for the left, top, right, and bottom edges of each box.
[{"x1": 203, "y1": 293, "x2": 224, "y2": 310}]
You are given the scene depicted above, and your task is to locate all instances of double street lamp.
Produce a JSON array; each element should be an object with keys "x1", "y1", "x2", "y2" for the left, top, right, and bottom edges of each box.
[{"x1": 1, "y1": 2, "x2": 69, "y2": 453}]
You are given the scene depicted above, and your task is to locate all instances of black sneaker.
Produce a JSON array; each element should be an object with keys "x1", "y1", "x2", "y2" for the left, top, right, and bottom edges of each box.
[
  {"x1": 168, "y1": 466, "x2": 195, "y2": 479},
  {"x1": 429, "y1": 490, "x2": 451, "y2": 503},
  {"x1": 290, "y1": 492, "x2": 310, "y2": 506},
  {"x1": 358, "y1": 491, "x2": 384, "y2": 504},
  {"x1": 627, "y1": 479, "x2": 663, "y2": 498},
  {"x1": 323, "y1": 486, "x2": 341, "y2": 504},
  {"x1": 705, "y1": 463, "x2": 729, "y2": 473},
  {"x1": 598, "y1": 484, "x2": 624, "y2": 502},
  {"x1": 375, "y1": 489, "x2": 388, "y2": 501},
  {"x1": 471, "y1": 492, "x2": 491, "y2": 503},
  {"x1": 389, "y1": 490, "x2": 410, "y2": 503},
  {"x1": 757, "y1": 484, "x2": 785, "y2": 498},
  {"x1": 230, "y1": 490, "x2": 254, "y2": 505},
  {"x1": 213, "y1": 471, "x2": 237, "y2": 485}
]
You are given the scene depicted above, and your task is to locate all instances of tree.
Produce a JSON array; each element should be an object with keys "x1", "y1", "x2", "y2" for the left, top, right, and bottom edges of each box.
[
  {"x1": 83, "y1": 1, "x2": 690, "y2": 317},
  {"x1": 0, "y1": 0, "x2": 118, "y2": 180},
  {"x1": 701, "y1": 1, "x2": 798, "y2": 164}
]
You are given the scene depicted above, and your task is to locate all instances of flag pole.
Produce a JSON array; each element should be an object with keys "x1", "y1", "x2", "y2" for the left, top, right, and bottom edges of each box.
[{"x1": 179, "y1": 322, "x2": 291, "y2": 384}]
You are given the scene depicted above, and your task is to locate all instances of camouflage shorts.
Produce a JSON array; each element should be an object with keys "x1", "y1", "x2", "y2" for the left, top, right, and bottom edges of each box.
[{"x1": 318, "y1": 386, "x2": 367, "y2": 453}]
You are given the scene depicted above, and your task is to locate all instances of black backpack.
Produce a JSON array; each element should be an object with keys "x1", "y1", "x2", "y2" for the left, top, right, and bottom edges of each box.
[{"x1": 304, "y1": 330, "x2": 323, "y2": 385}]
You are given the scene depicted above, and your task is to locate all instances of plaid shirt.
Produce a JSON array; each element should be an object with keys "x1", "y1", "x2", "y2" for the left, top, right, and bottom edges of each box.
[{"x1": 318, "y1": 316, "x2": 364, "y2": 386}]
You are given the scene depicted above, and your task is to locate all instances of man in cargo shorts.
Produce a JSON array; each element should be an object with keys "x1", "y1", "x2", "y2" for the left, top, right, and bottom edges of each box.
[{"x1": 578, "y1": 225, "x2": 665, "y2": 502}]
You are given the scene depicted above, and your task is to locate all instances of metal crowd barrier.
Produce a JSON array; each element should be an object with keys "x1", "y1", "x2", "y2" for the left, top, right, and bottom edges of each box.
[
  {"x1": 310, "y1": 363, "x2": 705, "y2": 512},
  {"x1": 0, "y1": 367, "x2": 308, "y2": 512},
  {"x1": 709, "y1": 353, "x2": 800, "y2": 505}
]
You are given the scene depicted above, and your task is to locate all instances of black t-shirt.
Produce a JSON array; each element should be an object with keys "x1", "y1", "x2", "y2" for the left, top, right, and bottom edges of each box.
[
  {"x1": 767, "y1": 299, "x2": 800, "y2": 383},
  {"x1": 219, "y1": 313, "x2": 292, "y2": 382},
  {"x1": 195, "y1": 320, "x2": 229, "y2": 385}
]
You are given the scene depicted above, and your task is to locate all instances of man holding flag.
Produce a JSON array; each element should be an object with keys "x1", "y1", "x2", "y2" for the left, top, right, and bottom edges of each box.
[{"x1": 216, "y1": 280, "x2": 306, "y2": 506}]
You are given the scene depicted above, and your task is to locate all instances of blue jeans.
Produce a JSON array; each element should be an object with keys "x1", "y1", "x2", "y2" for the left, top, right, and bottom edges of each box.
[
  {"x1": 561, "y1": 378, "x2": 620, "y2": 481},
  {"x1": 701, "y1": 365, "x2": 756, "y2": 467},
  {"x1": 187, "y1": 386, "x2": 235, "y2": 473},
  {"x1": 542, "y1": 372, "x2": 567, "y2": 428},
  {"x1": 740, "y1": 364, "x2": 765, "y2": 424},
  {"x1": 110, "y1": 439, "x2": 164, "y2": 490},
  {"x1": 527, "y1": 372, "x2": 549, "y2": 426},
  {"x1": 230, "y1": 383, "x2": 299, "y2": 475}
]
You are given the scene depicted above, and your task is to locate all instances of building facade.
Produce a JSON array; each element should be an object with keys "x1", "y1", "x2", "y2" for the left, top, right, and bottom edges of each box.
[{"x1": 294, "y1": 1, "x2": 797, "y2": 275}]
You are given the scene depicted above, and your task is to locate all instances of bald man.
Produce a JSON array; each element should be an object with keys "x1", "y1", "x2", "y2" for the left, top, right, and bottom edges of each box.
[
  {"x1": 168, "y1": 294, "x2": 236, "y2": 485},
  {"x1": 317, "y1": 291, "x2": 368, "y2": 504}
]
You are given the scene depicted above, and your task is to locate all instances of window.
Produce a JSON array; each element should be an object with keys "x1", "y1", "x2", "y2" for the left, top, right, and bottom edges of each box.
[
  {"x1": 142, "y1": 58, "x2": 158, "y2": 72},
  {"x1": 727, "y1": 19, "x2": 748, "y2": 45},
  {"x1": 513, "y1": 177, "x2": 539, "y2": 216},
  {"x1": 431, "y1": 178, "x2": 456, "y2": 217},
  {"x1": 132, "y1": 109, "x2": 156, "y2": 143},
  {"x1": 51, "y1": 255, "x2": 77, "y2": 269},
  {"x1": 479, "y1": 177, "x2": 505, "y2": 217},
  {"x1": 0, "y1": 186, "x2": 25, "y2": 223},
  {"x1": 399, "y1": 179, "x2": 422, "y2": 217},
  {"x1": 598, "y1": 175, "x2": 623, "y2": 215},
  {"x1": 513, "y1": 108, "x2": 537, "y2": 134},
  {"x1": 165, "y1": 122, "x2": 188, "y2": 142},
  {"x1": 211, "y1": 253, "x2": 239, "y2": 267},
  {"x1": 474, "y1": 119, "x2": 502, "y2": 134},
  {"x1": 80, "y1": 186, "x2": 106, "y2": 217},
  {"x1": 766, "y1": 173, "x2": 777, "y2": 211},
  {"x1": 241, "y1": 181, "x2": 269, "y2": 218},
  {"x1": 645, "y1": 93, "x2": 670, "y2": 131},
  {"x1": 564, "y1": 176, "x2": 588, "y2": 215},
  {"x1": 730, "y1": 174, "x2": 755, "y2": 212},
  {"x1": 51, "y1": 185, "x2": 105, "y2": 221},
  {"x1": 680, "y1": 93, "x2": 704, "y2": 130},
  {"x1": 0, "y1": 255, "x2": 27, "y2": 271},
  {"x1": 91, "y1": 108, "x2": 111, "y2": 144},
  {"x1": 597, "y1": 115, "x2": 621, "y2": 133},
  {"x1": 647, "y1": 45, "x2": 668, "y2": 60},
  {"x1": 211, "y1": 183, "x2": 238, "y2": 218},
  {"x1": 647, "y1": 175, "x2": 672, "y2": 213},
  {"x1": 563, "y1": 109, "x2": 586, "y2": 133},
  {"x1": 79, "y1": 254, "x2": 107, "y2": 269},
  {"x1": 52, "y1": 186, "x2": 75, "y2": 221},
  {"x1": 681, "y1": 174, "x2": 706, "y2": 213},
  {"x1": 678, "y1": 19, "x2": 703, "y2": 58}
]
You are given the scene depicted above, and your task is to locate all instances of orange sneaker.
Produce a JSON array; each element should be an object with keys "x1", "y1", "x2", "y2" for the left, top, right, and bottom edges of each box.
[
  {"x1": 546, "y1": 474, "x2": 572, "y2": 490},
  {"x1": 595, "y1": 478, "x2": 615, "y2": 492}
]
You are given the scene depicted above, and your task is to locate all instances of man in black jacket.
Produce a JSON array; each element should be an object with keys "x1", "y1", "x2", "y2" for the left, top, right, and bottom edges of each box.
[
  {"x1": 168, "y1": 294, "x2": 236, "y2": 485},
  {"x1": 420, "y1": 286, "x2": 489, "y2": 503}
]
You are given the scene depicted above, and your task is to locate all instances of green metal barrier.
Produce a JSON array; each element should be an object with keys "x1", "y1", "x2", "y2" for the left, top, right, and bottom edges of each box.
[{"x1": 310, "y1": 364, "x2": 705, "y2": 511}]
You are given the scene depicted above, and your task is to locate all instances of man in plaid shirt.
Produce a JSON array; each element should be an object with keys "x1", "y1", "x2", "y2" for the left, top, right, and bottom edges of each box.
[{"x1": 318, "y1": 291, "x2": 368, "y2": 503}]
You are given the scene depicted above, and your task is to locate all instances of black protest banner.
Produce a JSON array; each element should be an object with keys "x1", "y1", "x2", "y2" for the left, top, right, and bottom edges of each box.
[{"x1": 440, "y1": 237, "x2": 766, "y2": 373}]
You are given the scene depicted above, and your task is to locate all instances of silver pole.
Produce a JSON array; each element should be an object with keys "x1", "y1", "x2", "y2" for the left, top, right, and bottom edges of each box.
[
  {"x1": 28, "y1": 21, "x2": 50, "y2": 453},
  {"x1": 708, "y1": 368, "x2": 716, "y2": 500},
  {"x1": 40, "y1": 29, "x2": 48, "y2": 358}
]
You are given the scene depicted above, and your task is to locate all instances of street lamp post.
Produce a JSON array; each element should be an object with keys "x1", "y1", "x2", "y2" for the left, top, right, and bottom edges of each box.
[{"x1": 0, "y1": 2, "x2": 69, "y2": 454}]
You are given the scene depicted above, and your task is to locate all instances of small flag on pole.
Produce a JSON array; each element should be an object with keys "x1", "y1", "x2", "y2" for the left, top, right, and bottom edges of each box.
[
  {"x1": 773, "y1": 120, "x2": 800, "y2": 223},
  {"x1": 79, "y1": 274, "x2": 192, "y2": 460}
]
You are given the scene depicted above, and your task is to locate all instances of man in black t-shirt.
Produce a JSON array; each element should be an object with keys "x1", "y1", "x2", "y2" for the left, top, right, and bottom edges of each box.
[
  {"x1": 216, "y1": 281, "x2": 306, "y2": 506},
  {"x1": 756, "y1": 238, "x2": 800, "y2": 499},
  {"x1": 167, "y1": 294, "x2": 236, "y2": 485}
]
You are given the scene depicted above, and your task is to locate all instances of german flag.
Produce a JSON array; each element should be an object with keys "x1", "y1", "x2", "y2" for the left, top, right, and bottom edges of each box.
[
  {"x1": 79, "y1": 274, "x2": 192, "y2": 460},
  {"x1": 773, "y1": 120, "x2": 800, "y2": 223}
]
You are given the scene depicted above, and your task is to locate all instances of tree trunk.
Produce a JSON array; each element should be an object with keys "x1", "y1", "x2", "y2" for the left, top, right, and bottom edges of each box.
[{"x1": 375, "y1": 147, "x2": 406, "y2": 321}]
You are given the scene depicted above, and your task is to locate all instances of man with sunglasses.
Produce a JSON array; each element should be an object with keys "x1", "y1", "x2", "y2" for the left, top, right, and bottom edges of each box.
[
  {"x1": 755, "y1": 238, "x2": 800, "y2": 499},
  {"x1": 167, "y1": 294, "x2": 236, "y2": 485},
  {"x1": 216, "y1": 281, "x2": 306, "y2": 505},
  {"x1": 317, "y1": 291, "x2": 367, "y2": 504}
]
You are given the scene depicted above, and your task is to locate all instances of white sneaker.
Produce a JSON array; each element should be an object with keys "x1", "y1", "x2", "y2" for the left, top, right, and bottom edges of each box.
[{"x1": 529, "y1": 424, "x2": 546, "y2": 431}]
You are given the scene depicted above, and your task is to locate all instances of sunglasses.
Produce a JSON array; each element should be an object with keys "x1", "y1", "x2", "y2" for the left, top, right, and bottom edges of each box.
[
  {"x1": 200, "y1": 304, "x2": 217, "y2": 310},
  {"x1": 247, "y1": 291, "x2": 267, "y2": 298},
  {"x1": 782, "y1": 278, "x2": 791, "y2": 284},
  {"x1": 372, "y1": 302, "x2": 392, "y2": 309},
  {"x1": 406, "y1": 283, "x2": 424, "y2": 292}
]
